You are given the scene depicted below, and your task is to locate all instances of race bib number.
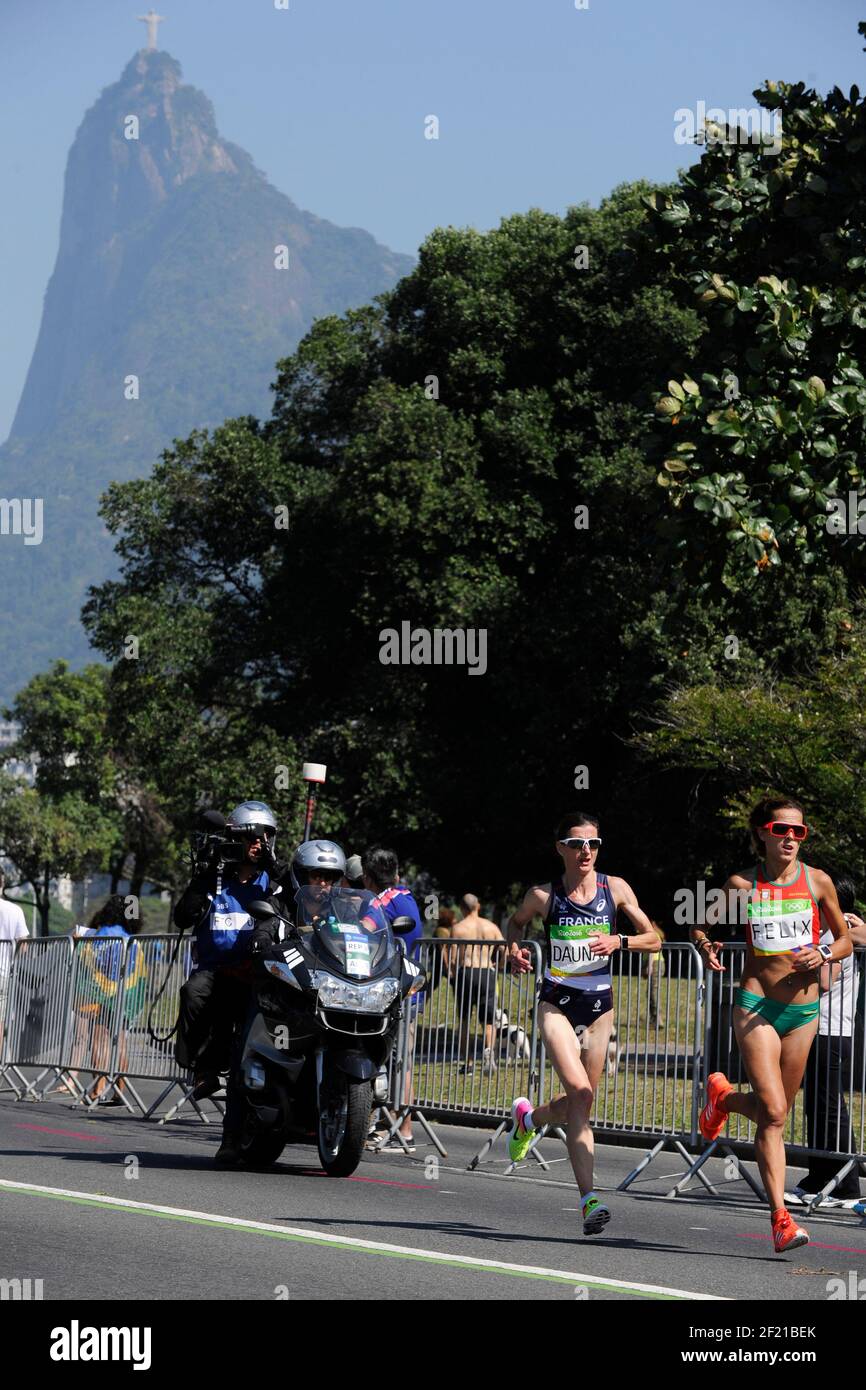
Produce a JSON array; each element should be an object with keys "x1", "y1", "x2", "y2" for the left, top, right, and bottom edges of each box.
[
  {"x1": 549, "y1": 933, "x2": 606, "y2": 977},
  {"x1": 749, "y1": 899, "x2": 814, "y2": 955}
]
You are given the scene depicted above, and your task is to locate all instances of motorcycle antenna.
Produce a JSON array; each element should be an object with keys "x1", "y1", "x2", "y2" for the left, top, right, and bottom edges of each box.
[{"x1": 301, "y1": 762, "x2": 326, "y2": 842}]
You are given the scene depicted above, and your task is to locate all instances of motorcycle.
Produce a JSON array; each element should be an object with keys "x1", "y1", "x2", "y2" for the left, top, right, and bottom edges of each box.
[{"x1": 237, "y1": 884, "x2": 424, "y2": 1176}]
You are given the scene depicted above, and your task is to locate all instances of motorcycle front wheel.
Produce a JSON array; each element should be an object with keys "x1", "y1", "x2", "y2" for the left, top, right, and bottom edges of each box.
[{"x1": 318, "y1": 1070, "x2": 373, "y2": 1177}]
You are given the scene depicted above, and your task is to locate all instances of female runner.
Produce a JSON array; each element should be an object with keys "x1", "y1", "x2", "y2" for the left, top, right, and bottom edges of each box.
[{"x1": 694, "y1": 796, "x2": 851, "y2": 1252}]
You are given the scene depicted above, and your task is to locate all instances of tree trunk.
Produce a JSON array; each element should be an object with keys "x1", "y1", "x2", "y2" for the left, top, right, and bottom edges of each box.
[
  {"x1": 109, "y1": 848, "x2": 127, "y2": 894},
  {"x1": 38, "y1": 861, "x2": 51, "y2": 937},
  {"x1": 129, "y1": 861, "x2": 146, "y2": 901}
]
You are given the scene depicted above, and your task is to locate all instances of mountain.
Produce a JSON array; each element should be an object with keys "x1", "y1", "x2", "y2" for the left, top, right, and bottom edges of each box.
[{"x1": 0, "y1": 48, "x2": 413, "y2": 703}]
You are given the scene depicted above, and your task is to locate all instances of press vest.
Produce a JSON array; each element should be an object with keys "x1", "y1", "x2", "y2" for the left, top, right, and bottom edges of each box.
[{"x1": 196, "y1": 870, "x2": 271, "y2": 968}]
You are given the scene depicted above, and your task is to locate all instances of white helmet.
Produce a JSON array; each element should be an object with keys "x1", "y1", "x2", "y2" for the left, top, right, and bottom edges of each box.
[
  {"x1": 291, "y1": 839, "x2": 346, "y2": 890},
  {"x1": 226, "y1": 801, "x2": 278, "y2": 857}
]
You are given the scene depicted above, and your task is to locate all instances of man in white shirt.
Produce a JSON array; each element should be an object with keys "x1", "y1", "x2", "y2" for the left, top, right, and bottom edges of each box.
[
  {"x1": 798, "y1": 873, "x2": 865, "y2": 1200},
  {"x1": 0, "y1": 870, "x2": 29, "y2": 1053}
]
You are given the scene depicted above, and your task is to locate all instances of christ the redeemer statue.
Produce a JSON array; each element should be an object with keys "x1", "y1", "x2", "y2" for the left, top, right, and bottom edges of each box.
[{"x1": 138, "y1": 10, "x2": 166, "y2": 51}]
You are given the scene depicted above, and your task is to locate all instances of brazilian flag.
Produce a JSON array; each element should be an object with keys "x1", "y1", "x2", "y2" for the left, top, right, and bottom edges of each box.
[{"x1": 75, "y1": 935, "x2": 148, "y2": 1024}]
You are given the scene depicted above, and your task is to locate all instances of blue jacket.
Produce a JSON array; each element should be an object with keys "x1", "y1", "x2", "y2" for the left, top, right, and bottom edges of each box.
[
  {"x1": 194, "y1": 870, "x2": 271, "y2": 969},
  {"x1": 368, "y1": 884, "x2": 425, "y2": 1006}
]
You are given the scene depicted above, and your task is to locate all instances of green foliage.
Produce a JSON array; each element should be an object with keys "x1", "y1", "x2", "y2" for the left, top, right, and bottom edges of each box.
[
  {"x1": 0, "y1": 774, "x2": 117, "y2": 933},
  {"x1": 83, "y1": 187, "x2": 720, "y2": 894},
  {"x1": 9, "y1": 662, "x2": 114, "y2": 803},
  {"x1": 643, "y1": 68, "x2": 866, "y2": 582},
  {"x1": 635, "y1": 616, "x2": 866, "y2": 878},
  {"x1": 7, "y1": 660, "x2": 177, "y2": 899}
]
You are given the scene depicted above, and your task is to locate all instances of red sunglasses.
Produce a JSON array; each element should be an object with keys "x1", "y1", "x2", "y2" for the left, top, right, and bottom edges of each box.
[{"x1": 762, "y1": 821, "x2": 809, "y2": 841}]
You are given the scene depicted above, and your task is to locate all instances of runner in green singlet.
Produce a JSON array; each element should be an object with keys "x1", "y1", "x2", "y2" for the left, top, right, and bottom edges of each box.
[{"x1": 692, "y1": 796, "x2": 851, "y2": 1253}]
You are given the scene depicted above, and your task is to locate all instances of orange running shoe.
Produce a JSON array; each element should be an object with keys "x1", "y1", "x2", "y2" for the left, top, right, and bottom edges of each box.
[
  {"x1": 699, "y1": 1071, "x2": 734, "y2": 1142},
  {"x1": 772, "y1": 1208, "x2": 809, "y2": 1254}
]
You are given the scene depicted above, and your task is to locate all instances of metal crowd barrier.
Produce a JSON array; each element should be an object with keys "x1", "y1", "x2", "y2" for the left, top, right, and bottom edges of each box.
[
  {"x1": 0, "y1": 934, "x2": 198, "y2": 1118},
  {"x1": 64, "y1": 934, "x2": 199, "y2": 1119},
  {"x1": 393, "y1": 938, "x2": 541, "y2": 1167},
  {"x1": 672, "y1": 943, "x2": 866, "y2": 1206},
  {"x1": 492, "y1": 942, "x2": 703, "y2": 1181},
  {"x1": 365, "y1": 1003, "x2": 449, "y2": 1157},
  {"x1": 0, "y1": 937, "x2": 75, "y2": 1100},
  {"x1": 0, "y1": 938, "x2": 22, "y2": 1095},
  {"x1": 1, "y1": 930, "x2": 865, "y2": 1212}
]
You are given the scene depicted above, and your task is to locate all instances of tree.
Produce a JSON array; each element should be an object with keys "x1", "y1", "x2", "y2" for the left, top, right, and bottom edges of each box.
[
  {"x1": 634, "y1": 615, "x2": 866, "y2": 885},
  {"x1": 644, "y1": 23, "x2": 866, "y2": 585},
  {"x1": 0, "y1": 777, "x2": 117, "y2": 934},
  {"x1": 7, "y1": 661, "x2": 177, "y2": 895},
  {"x1": 76, "y1": 24, "x2": 866, "y2": 899},
  {"x1": 84, "y1": 190, "x2": 714, "y2": 895}
]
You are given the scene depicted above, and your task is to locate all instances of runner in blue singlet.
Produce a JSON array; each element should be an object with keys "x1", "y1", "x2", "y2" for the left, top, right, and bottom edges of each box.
[{"x1": 505, "y1": 810, "x2": 661, "y2": 1235}]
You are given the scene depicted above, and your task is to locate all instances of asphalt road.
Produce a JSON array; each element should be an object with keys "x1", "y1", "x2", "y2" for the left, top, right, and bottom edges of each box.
[{"x1": 2, "y1": 1092, "x2": 866, "y2": 1305}]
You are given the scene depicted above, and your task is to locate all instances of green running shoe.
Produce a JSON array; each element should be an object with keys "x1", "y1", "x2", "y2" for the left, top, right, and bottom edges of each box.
[
  {"x1": 507, "y1": 1097, "x2": 536, "y2": 1163},
  {"x1": 582, "y1": 1196, "x2": 611, "y2": 1236}
]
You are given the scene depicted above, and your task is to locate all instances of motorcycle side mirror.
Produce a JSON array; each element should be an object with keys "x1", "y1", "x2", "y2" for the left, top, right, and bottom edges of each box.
[{"x1": 248, "y1": 899, "x2": 278, "y2": 919}]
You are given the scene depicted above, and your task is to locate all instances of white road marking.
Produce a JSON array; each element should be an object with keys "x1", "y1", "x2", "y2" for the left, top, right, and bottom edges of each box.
[{"x1": 0, "y1": 1176, "x2": 727, "y2": 1299}]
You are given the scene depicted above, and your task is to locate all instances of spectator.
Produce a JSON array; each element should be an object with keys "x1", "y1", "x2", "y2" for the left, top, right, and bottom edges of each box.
[
  {"x1": 342, "y1": 854, "x2": 365, "y2": 890},
  {"x1": 363, "y1": 848, "x2": 424, "y2": 1152},
  {"x1": 74, "y1": 896, "x2": 146, "y2": 1106},
  {"x1": 797, "y1": 874, "x2": 865, "y2": 1201},
  {"x1": 0, "y1": 870, "x2": 29, "y2": 1055},
  {"x1": 435, "y1": 906, "x2": 456, "y2": 940},
  {"x1": 430, "y1": 907, "x2": 456, "y2": 992},
  {"x1": 643, "y1": 922, "x2": 666, "y2": 1028},
  {"x1": 449, "y1": 893, "x2": 505, "y2": 1075}
]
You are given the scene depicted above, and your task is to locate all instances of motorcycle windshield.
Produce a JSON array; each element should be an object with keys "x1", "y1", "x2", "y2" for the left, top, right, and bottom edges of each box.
[{"x1": 294, "y1": 885, "x2": 393, "y2": 979}]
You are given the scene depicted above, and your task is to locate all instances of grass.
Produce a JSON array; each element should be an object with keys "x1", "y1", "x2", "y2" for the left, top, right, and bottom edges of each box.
[{"x1": 410, "y1": 968, "x2": 702, "y2": 1136}]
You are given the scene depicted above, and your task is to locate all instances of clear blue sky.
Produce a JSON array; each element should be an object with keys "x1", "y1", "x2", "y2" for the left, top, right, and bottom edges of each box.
[{"x1": 1, "y1": 0, "x2": 863, "y2": 442}]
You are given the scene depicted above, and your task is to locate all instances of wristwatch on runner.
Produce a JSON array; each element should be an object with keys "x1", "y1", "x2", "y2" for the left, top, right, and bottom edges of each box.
[{"x1": 817, "y1": 943, "x2": 833, "y2": 961}]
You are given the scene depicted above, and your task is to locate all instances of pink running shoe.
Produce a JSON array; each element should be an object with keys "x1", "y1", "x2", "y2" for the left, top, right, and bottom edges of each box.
[{"x1": 507, "y1": 1097, "x2": 536, "y2": 1163}]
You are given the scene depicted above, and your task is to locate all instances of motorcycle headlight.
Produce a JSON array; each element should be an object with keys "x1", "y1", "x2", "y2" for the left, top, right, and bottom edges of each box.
[{"x1": 310, "y1": 972, "x2": 399, "y2": 1013}]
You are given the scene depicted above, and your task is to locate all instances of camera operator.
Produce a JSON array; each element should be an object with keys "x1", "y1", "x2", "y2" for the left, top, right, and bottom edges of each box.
[{"x1": 174, "y1": 800, "x2": 280, "y2": 1164}]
